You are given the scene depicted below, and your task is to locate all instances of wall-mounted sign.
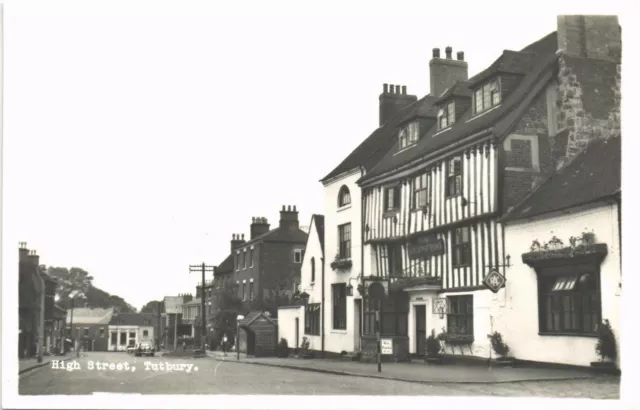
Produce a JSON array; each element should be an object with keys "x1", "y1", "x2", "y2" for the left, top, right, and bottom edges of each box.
[
  {"x1": 381, "y1": 338, "x2": 393, "y2": 355},
  {"x1": 483, "y1": 269, "x2": 506, "y2": 293},
  {"x1": 408, "y1": 234, "x2": 445, "y2": 259}
]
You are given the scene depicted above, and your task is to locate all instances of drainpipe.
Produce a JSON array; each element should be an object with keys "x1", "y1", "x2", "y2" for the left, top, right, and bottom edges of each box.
[{"x1": 321, "y1": 257, "x2": 325, "y2": 358}]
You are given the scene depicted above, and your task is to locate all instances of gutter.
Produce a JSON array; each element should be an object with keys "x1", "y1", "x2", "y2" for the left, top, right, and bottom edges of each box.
[{"x1": 359, "y1": 128, "x2": 493, "y2": 188}]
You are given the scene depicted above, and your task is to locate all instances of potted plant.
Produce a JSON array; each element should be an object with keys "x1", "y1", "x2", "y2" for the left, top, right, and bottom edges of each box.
[
  {"x1": 300, "y1": 337, "x2": 314, "y2": 359},
  {"x1": 330, "y1": 254, "x2": 353, "y2": 271},
  {"x1": 591, "y1": 319, "x2": 618, "y2": 373},
  {"x1": 581, "y1": 231, "x2": 596, "y2": 246},
  {"x1": 487, "y1": 331, "x2": 515, "y2": 367},
  {"x1": 424, "y1": 329, "x2": 443, "y2": 364},
  {"x1": 277, "y1": 338, "x2": 289, "y2": 358}
]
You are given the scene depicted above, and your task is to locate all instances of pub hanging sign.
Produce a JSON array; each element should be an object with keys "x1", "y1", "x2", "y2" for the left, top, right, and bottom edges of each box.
[
  {"x1": 483, "y1": 269, "x2": 506, "y2": 293},
  {"x1": 408, "y1": 234, "x2": 445, "y2": 259}
]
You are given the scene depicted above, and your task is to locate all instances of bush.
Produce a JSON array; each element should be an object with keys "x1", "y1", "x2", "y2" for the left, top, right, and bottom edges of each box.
[
  {"x1": 426, "y1": 329, "x2": 442, "y2": 357},
  {"x1": 595, "y1": 319, "x2": 617, "y2": 361},
  {"x1": 487, "y1": 331, "x2": 510, "y2": 357}
]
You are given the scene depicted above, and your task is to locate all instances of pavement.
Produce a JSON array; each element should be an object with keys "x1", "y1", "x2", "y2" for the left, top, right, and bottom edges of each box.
[
  {"x1": 19, "y1": 352, "x2": 77, "y2": 374},
  {"x1": 205, "y1": 351, "x2": 602, "y2": 384},
  {"x1": 17, "y1": 351, "x2": 620, "y2": 398}
]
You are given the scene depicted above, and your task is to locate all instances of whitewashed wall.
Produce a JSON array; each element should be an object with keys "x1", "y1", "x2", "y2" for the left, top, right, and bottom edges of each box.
[
  {"x1": 406, "y1": 289, "x2": 506, "y2": 358},
  {"x1": 298, "y1": 216, "x2": 324, "y2": 351},
  {"x1": 503, "y1": 203, "x2": 621, "y2": 367},
  {"x1": 323, "y1": 169, "x2": 363, "y2": 354},
  {"x1": 277, "y1": 306, "x2": 303, "y2": 349}
]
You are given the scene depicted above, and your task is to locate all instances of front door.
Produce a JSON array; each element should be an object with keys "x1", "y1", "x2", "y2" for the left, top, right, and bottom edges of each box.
[
  {"x1": 354, "y1": 299, "x2": 362, "y2": 351},
  {"x1": 415, "y1": 305, "x2": 426, "y2": 356}
]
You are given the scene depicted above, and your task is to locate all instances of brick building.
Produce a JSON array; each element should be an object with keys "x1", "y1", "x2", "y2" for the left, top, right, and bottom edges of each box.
[{"x1": 66, "y1": 308, "x2": 114, "y2": 352}]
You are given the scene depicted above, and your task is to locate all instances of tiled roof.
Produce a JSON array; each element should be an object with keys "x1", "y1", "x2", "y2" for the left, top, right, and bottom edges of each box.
[
  {"x1": 520, "y1": 31, "x2": 558, "y2": 55},
  {"x1": 360, "y1": 51, "x2": 560, "y2": 185},
  {"x1": 66, "y1": 308, "x2": 114, "y2": 325},
  {"x1": 321, "y1": 101, "x2": 423, "y2": 183},
  {"x1": 214, "y1": 254, "x2": 234, "y2": 276},
  {"x1": 312, "y1": 214, "x2": 325, "y2": 254},
  {"x1": 467, "y1": 50, "x2": 539, "y2": 88},
  {"x1": 109, "y1": 312, "x2": 155, "y2": 326},
  {"x1": 435, "y1": 81, "x2": 473, "y2": 104},
  {"x1": 502, "y1": 135, "x2": 620, "y2": 221},
  {"x1": 240, "y1": 226, "x2": 308, "y2": 247}
]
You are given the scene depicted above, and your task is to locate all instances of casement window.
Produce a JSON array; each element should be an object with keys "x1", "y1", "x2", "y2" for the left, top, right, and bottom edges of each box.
[
  {"x1": 332, "y1": 284, "x2": 347, "y2": 329},
  {"x1": 446, "y1": 156, "x2": 463, "y2": 197},
  {"x1": 413, "y1": 174, "x2": 429, "y2": 209},
  {"x1": 311, "y1": 257, "x2": 316, "y2": 283},
  {"x1": 452, "y1": 227, "x2": 471, "y2": 267},
  {"x1": 338, "y1": 223, "x2": 351, "y2": 259},
  {"x1": 379, "y1": 245, "x2": 389, "y2": 278},
  {"x1": 304, "y1": 303, "x2": 321, "y2": 335},
  {"x1": 398, "y1": 122, "x2": 419, "y2": 149},
  {"x1": 143, "y1": 330, "x2": 149, "y2": 337},
  {"x1": 249, "y1": 282, "x2": 254, "y2": 301},
  {"x1": 363, "y1": 293, "x2": 408, "y2": 336},
  {"x1": 447, "y1": 295, "x2": 474, "y2": 337},
  {"x1": 437, "y1": 101, "x2": 456, "y2": 130},
  {"x1": 248, "y1": 248, "x2": 253, "y2": 268},
  {"x1": 388, "y1": 243, "x2": 403, "y2": 277},
  {"x1": 338, "y1": 185, "x2": 351, "y2": 207},
  {"x1": 384, "y1": 186, "x2": 401, "y2": 211},
  {"x1": 538, "y1": 270, "x2": 600, "y2": 335},
  {"x1": 294, "y1": 249, "x2": 303, "y2": 263},
  {"x1": 473, "y1": 79, "x2": 501, "y2": 115}
]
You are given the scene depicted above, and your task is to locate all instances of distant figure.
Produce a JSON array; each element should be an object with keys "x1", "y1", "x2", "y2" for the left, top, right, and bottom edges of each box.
[
  {"x1": 222, "y1": 334, "x2": 228, "y2": 354},
  {"x1": 182, "y1": 341, "x2": 186, "y2": 352}
]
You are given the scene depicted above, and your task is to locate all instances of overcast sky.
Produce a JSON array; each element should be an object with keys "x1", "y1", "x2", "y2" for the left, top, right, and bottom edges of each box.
[{"x1": 2, "y1": 0, "x2": 634, "y2": 310}]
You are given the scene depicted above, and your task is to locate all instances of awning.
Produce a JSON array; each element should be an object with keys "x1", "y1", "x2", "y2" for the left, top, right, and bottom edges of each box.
[{"x1": 551, "y1": 276, "x2": 578, "y2": 291}]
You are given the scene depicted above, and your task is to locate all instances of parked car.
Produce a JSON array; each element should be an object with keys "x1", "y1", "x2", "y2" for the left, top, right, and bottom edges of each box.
[
  {"x1": 135, "y1": 342, "x2": 155, "y2": 357},
  {"x1": 126, "y1": 343, "x2": 137, "y2": 354}
]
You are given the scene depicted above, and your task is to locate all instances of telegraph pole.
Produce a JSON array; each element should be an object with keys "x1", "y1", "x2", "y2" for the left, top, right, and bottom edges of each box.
[{"x1": 189, "y1": 263, "x2": 215, "y2": 351}]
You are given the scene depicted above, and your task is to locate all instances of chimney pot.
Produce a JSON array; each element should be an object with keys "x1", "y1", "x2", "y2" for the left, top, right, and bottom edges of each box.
[
  {"x1": 383, "y1": 83, "x2": 388, "y2": 93},
  {"x1": 287, "y1": 205, "x2": 291, "y2": 211},
  {"x1": 293, "y1": 205, "x2": 297, "y2": 211},
  {"x1": 402, "y1": 85, "x2": 407, "y2": 95},
  {"x1": 445, "y1": 47, "x2": 452, "y2": 59},
  {"x1": 282, "y1": 205, "x2": 285, "y2": 211},
  {"x1": 457, "y1": 51, "x2": 464, "y2": 61},
  {"x1": 390, "y1": 84, "x2": 395, "y2": 94},
  {"x1": 241, "y1": 234, "x2": 245, "y2": 240},
  {"x1": 432, "y1": 48, "x2": 440, "y2": 58},
  {"x1": 252, "y1": 217, "x2": 255, "y2": 223}
]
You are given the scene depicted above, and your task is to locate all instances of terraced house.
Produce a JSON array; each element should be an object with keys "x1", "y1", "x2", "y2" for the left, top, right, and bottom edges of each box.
[{"x1": 345, "y1": 15, "x2": 620, "y2": 362}]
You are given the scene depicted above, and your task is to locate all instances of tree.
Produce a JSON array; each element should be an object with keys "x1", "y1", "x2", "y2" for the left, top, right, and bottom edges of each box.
[
  {"x1": 259, "y1": 268, "x2": 299, "y2": 317},
  {"x1": 209, "y1": 280, "x2": 244, "y2": 348},
  {"x1": 140, "y1": 300, "x2": 163, "y2": 314},
  {"x1": 47, "y1": 267, "x2": 93, "y2": 310}
]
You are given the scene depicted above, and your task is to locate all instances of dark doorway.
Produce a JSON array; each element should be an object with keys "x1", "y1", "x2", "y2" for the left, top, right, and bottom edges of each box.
[{"x1": 415, "y1": 305, "x2": 426, "y2": 356}]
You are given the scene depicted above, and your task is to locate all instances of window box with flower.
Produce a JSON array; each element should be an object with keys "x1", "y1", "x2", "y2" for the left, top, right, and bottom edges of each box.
[{"x1": 331, "y1": 254, "x2": 353, "y2": 271}]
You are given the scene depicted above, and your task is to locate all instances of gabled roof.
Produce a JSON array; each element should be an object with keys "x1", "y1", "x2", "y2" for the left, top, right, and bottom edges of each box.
[
  {"x1": 502, "y1": 135, "x2": 620, "y2": 222},
  {"x1": 321, "y1": 99, "x2": 429, "y2": 183},
  {"x1": 435, "y1": 81, "x2": 473, "y2": 104},
  {"x1": 66, "y1": 307, "x2": 114, "y2": 325},
  {"x1": 360, "y1": 50, "x2": 560, "y2": 185},
  {"x1": 312, "y1": 214, "x2": 325, "y2": 254},
  {"x1": 109, "y1": 312, "x2": 155, "y2": 326}
]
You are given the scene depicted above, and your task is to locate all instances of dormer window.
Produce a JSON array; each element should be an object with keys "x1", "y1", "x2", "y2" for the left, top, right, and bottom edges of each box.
[
  {"x1": 437, "y1": 102, "x2": 455, "y2": 130},
  {"x1": 398, "y1": 122, "x2": 419, "y2": 150},
  {"x1": 473, "y1": 78, "x2": 501, "y2": 115}
]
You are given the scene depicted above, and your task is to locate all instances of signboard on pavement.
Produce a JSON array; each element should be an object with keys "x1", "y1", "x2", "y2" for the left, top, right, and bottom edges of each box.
[{"x1": 381, "y1": 338, "x2": 393, "y2": 355}]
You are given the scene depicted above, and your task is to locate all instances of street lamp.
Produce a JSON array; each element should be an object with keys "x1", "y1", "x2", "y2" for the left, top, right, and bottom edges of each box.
[{"x1": 236, "y1": 315, "x2": 245, "y2": 361}]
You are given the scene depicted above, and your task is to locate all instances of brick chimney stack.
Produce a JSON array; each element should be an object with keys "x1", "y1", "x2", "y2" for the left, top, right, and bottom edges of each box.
[
  {"x1": 429, "y1": 46, "x2": 469, "y2": 98},
  {"x1": 250, "y1": 217, "x2": 271, "y2": 240},
  {"x1": 379, "y1": 83, "x2": 417, "y2": 126},
  {"x1": 557, "y1": 15, "x2": 621, "y2": 61},
  {"x1": 19, "y1": 242, "x2": 29, "y2": 263},
  {"x1": 279, "y1": 205, "x2": 300, "y2": 231},
  {"x1": 230, "y1": 233, "x2": 246, "y2": 252}
]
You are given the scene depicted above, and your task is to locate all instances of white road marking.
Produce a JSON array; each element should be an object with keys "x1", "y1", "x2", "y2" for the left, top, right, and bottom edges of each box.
[{"x1": 213, "y1": 361, "x2": 224, "y2": 377}]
